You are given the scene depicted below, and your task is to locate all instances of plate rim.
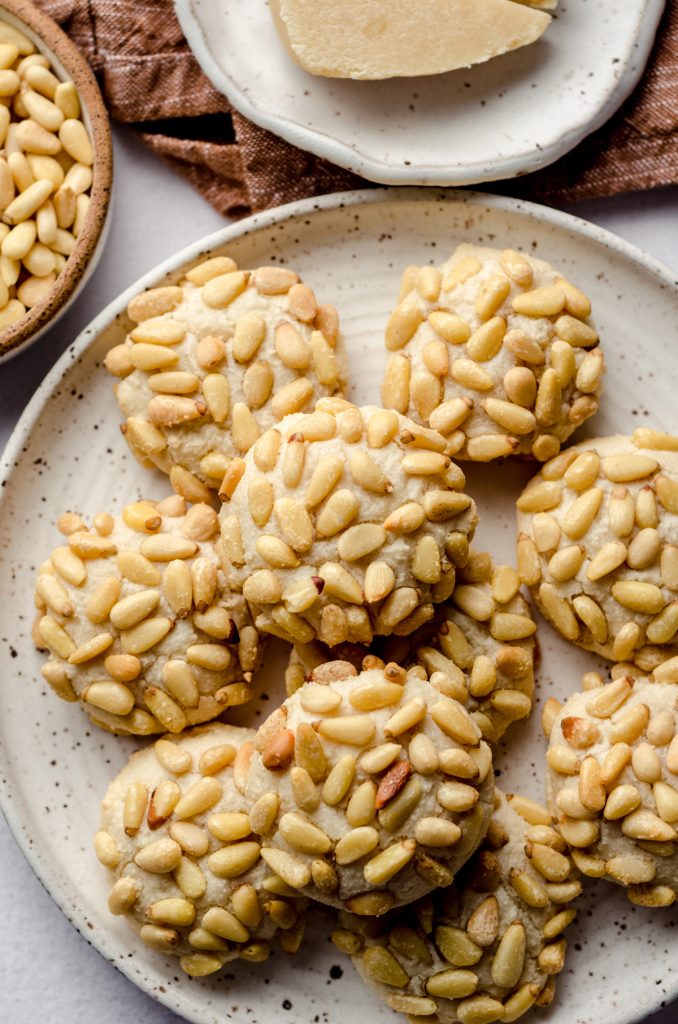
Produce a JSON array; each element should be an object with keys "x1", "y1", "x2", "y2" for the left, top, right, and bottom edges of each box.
[
  {"x1": 173, "y1": 0, "x2": 665, "y2": 186},
  {"x1": 2, "y1": 186, "x2": 678, "y2": 1024}
]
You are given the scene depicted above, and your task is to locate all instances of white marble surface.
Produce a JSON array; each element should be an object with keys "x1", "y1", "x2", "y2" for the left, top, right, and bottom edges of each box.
[{"x1": 0, "y1": 124, "x2": 676, "y2": 1023}]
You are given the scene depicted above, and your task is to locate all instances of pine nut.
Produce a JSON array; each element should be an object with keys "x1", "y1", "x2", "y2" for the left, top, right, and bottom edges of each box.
[
  {"x1": 173, "y1": 776, "x2": 222, "y2": 819},
  {"x1": 611, "y1": 580, "x2": 664, "y2": 614},
  {"x1": 359, "y1": 743, "x2": 402, "y2": 774},
  {"x1": 509, "y1": 867, "x2": 549, "y2": 907},
  {"x1": 364, "y1": 839, "x2": 416, "y2": 885},
  {"x1": 38, "y1": 615, "x2": 75, "y2": 658},
  {"x1": 476, "y1": 275, "x2": 510, "y2": 319},
  {"x1": 655, "y1": 474, "x2": 678, "y2": 514},
  {"x1": 93, "y1": 830, "x2": 121, "y2": 869},
  {"x1": 415, "y1": 817, "x2": 461, "y2": 846},
  {"x1": 144, "y1": 687, "x2": 187, "y2": 733},
  {"x1": 631, "y1": 741, "x2": 662, "y2": 783},
  {"x1": 519, "y1": 491, "x2": 563, "y2": 530},
  {"x1": 242, "y1": 361, "x2": 273, "y2": 411},
  {"x1": 150, "y1": 741, "x2": 191, "y2": 778},
  {"x1": 246, "y1": 791, "x2": 278, "y2": 836},
  {"x1": 608, "y1": 718, "x2": 649, "y2": 765},
  {"x1": 206, "y1": 841, "x2": 261, "y2": 879},
  {"x1": 465, "y1": 434, "x2": 518, "y2": 460},
  {"x1": 385, "y1": 303, "x2": 422, "y2": 350},
  {"x1": 500, "y1": 249, "x2": 534, "y2": 286},
  {"x1": 563, "y1": 451, "x2": 600, "y2": 491},
  {"x1": 2, "y1": 217, "x2": 36, "y2": 259},
  {"x1": 289, "y1": 766, "x2": 319, "y2": 813},
  {"x1": 491, "y1": 921, "x2": 525, "y2": 988},
  {"x1": 550, "y1": 339, "x2": 577, "y2": 386},
  {"x1": 451, "y1": 357, "x2": 494, "y2": 391},
  {"x1": 134, "y1": 837, "x2": 182, "y2": 874},
  {"x1": 483, "y1": 397, "x2": 536, "y2": 435},
  {"x1": 426, "y1": 969, "x2": 479, "y2": 999},
  {"x1": 73, "y1": 186, "x2": 91, "y2": 235},
  {"x1": 653, "y1": 781, "x2": 678, "y2": 823},
  {"x1": 50, "y1": 225, "x2": 76, "y2": 255},
  {"x1": 82, "y1": 679, "x2": 135, "y2": 714},
  {"x1": 622, "y1": 809, "x2": 677, "y2": 842},
  {"x1": 554, "y1": 314, "x2": 598, "y2": 347},
  {"x1": 511, "y1": 285, "x2": 564, "y2": 316},
  {"x1": 108, "y1": 877, "x2": 140, "y2": 915},
  {"x1": 260, "y1": 848, "x2": 311, "y2": 889},
  {"x1": 35, "y1": 573, "x2": 73, "y2": 616},
  {"x1": 415, "y1": 265, "x2": 442, "y2": 301},
  {"x1": 3, "y1": 176, "x2": 52, "y2": 224},
  {"x1": 437, "y1": 781, "x2": 480, "y2": 812},
  {"x1": 279, "y1": 812, "x2": 331, "y2": 854},
  {"x1": 316, "y1": 715, "x2": 375, "y2": 747}
]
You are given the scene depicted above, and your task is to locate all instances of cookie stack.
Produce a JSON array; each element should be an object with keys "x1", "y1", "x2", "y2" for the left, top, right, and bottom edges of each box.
[{"x1": 35, "y1": 241, "x2": 677, "y2": 1023}]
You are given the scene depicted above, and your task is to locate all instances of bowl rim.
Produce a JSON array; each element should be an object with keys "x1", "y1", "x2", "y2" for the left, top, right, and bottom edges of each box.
[{"x1": 0, "y1": 0, "x2": 113, "y2": 359}]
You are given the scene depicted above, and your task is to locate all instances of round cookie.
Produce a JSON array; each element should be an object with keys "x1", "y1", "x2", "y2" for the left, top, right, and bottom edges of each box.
[
  {"x1": 245, "y1": 659, "x2": 495, "y2": 914},
  {"x1": 104, "y1": 255, "x2": 349, "y2": 500},
  {"x1": 382, "y1": 243, "x2": 605, "y2": 462},
  {"x1": 95, "y1": 724, "x2": 307, "y2": 976},
  {"x1": 332, "y1": 790, "x2": 579, "y2": 1023},
  {"x1": 35, "y1": 497, "x2": 261, "y2": 735},
  {"x1": 516, "y1": 431, "x2": 678, "y2": 669},
  {"x1": 545, "y1": 671, "x2": 678, "y2": 908},
  {"x1": 221, "y1": 400, "x2": 479, "y2": 647}
]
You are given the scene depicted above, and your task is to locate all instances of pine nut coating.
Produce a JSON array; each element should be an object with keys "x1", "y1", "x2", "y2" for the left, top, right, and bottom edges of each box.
[
  {"x1": 35, "y1": 501, "x2": 262, "y2": 734},
  {"x1": 108, "y1": 256, "x2": 349, "y2": 492},
  {"x1": 97, "y1": 723, "x2": 307, "y2": 977},
  {"x1": 246, "y1": 662, "x2": 494, "y2": 912},
  {"x1": 381, "y1": 243, "x2": 604, "y2": 462},
  {"x1": 334, "y1": 791, "x2": 577, "y2": 1022},
  {"x1": 547, "y1": 673, "x2": 678, "y2": 905},
  {"x1": 222, "y1": 402, "x2": 478, "y2": 646},
  {"x1": 517, "y1": 434, "x2": 678, "y2": 665}
]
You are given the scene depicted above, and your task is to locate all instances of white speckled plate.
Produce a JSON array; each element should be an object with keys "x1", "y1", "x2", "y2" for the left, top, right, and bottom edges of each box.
[
  {"x1": 1, "y1": 190, "x2": 677, "y2": 1024},
  {"x1": 174, "y1": 0, "x2": 664, "y2": 186}
]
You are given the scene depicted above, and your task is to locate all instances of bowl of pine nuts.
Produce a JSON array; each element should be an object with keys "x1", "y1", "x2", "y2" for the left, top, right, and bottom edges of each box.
[{"x1": 0, "y1": 0, "x2": 112, "y2": 362}]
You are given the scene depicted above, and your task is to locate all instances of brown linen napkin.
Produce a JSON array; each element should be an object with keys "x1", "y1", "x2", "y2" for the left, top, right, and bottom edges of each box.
[{"x1": 37, "y1": 0, "x2": 677, "y2": 217}]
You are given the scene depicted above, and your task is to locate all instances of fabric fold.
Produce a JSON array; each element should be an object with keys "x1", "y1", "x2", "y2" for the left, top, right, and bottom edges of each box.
[{"x1": 36, "y1": 0, "x2": 678, "y2": 217}]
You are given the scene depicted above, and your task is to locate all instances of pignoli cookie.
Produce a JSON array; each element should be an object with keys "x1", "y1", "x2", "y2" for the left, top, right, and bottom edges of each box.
[
  {"x1": 220, "y1": 400, "x2": 478, "y2": 647},
  {"x1": 382, "y1": 244, "x2": 604, "y2": 462},
  {"x1": 516, "y1": 431, "x2": 678, "y2": 669},
  {"x1": 332, "y1": 789, "x2": 579, "y2": 1023},
  {"x1": 96, "y1": 723, "x2": 306, "y2": 976},
  {"x1": 545, "y1": 670, "x2": 678, "y2": 908},
  {"x1": 35, "y1": 497, "x2": 261, "y2": 734},
  {"x1": 105, "y1": 256, "x2": 348, "y2": 500},
  {"x1": 245, "y1": 660, "x2": 494, "y2": 913}
]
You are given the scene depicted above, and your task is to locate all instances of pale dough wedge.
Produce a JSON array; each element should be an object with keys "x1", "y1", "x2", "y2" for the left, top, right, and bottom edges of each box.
[{"x1": 271, "y1": 0, "x2": 551, "y2": 80}]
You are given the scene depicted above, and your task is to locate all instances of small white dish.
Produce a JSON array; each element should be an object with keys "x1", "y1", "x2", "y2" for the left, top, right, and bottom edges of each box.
[
  {"x1": 1, "y1": 189, "x2": 677, "y2": 1024},
  {"x1": 174, "y1": 0, "x2": 664, "y2": 186}
]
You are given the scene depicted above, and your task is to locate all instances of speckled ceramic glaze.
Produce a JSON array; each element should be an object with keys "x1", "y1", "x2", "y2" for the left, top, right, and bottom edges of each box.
[
  {"x1": 0, "y1": 0, "x2": 113, "y2": 363},
  {"x1": 174, "y1": 0, "x2": 664, "y2": 186},
  {"x1": 1, "y1": 191, "x2": 677, "y2": 1024}
]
